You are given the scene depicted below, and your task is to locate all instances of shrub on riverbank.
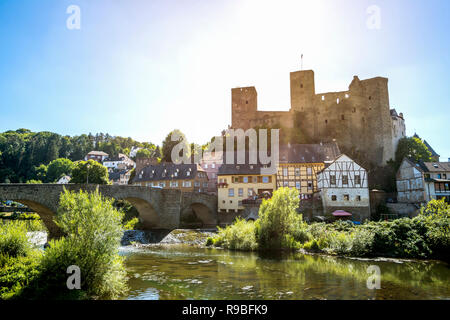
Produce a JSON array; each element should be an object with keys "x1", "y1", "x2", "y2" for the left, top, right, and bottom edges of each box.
[
  {"x1": 1, "y1": 189, "x2": 129, "y2": 300},
  {"x1": 208, "y1": 188, "x2": 307, "y2": 251},
  {"x1": 212, "y1": 218, "x2": 258, "y2": 251},
  {"x1": 22, "y1": 189, "x2": 128, "y2": 299},
  {"x1": 0, "y1": 222, "x2": 42, "y2": 299},
  {"x1": 255, "y1": 188, "x2": 303, "y2": 250},
  {"x1": 207, "y1": 189, "x2": 449, "y2": 261},
  {"x1": 0, "y1": 222, "x2": 32, "y2": 258}
]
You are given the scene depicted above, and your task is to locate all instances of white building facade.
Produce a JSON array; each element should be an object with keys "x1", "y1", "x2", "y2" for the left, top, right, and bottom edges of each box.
[{"x1": 317, "y1": 154, "x2": 370, "y2": 221}]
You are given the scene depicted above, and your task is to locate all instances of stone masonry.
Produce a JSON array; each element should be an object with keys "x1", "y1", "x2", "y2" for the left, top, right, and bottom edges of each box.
[
  {"x1": 0, "y1": 184, "x2": 217, "y2": 238},
  {"x1": 231, "y1": 69, "x2": 406, "y2": 167}
]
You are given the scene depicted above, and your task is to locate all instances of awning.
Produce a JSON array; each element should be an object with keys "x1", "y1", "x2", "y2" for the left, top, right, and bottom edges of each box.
[{"x1": 332, "y1": 210, "x2": 352, "y2": 217}]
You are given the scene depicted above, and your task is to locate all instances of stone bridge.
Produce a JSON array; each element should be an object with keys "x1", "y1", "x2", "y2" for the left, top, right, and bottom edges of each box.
[{"x1": 0, "y1": 184, "x2": 218, "y2": 238}]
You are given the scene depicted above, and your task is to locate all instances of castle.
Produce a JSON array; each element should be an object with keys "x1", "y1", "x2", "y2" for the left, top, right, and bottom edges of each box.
[{"x1": 231, "y1": 69, "x2": 406, "y2": 167}]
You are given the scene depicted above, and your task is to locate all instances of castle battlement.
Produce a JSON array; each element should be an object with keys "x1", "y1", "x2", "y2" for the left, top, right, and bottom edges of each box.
[{"x1": 231, "y1": 70, "x2": 406, "y2": 167}]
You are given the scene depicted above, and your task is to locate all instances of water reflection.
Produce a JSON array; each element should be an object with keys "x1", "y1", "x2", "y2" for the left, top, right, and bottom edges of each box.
[{"x1": 120, "y1": 245, "x2": 450, "y2": 300}]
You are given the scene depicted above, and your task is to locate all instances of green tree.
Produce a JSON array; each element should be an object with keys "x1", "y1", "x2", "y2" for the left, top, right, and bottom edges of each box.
[
  {"x1": 34, "y1": 164, "x2": 48, "y2": 182},
  {"x1": 161, "y1": 129, "x2": 190, "y2": 163},
  {"x1": 136, "y1": 148, "x2": 152, "y2": 159},
  {"x1": 395, "y1": 137, "x2": 432, "y2": 169},
  {"x1": 46, "y1": 158, "x2": 74, "y2": 183},
  {"x1": 70, "y1": 160, "x2": 109, "y2": 184},
  {"x1": 255, "y1": 187, "x2": 302, "y2": 249},
  {"x1": 24, "y1": 189, "x2": 128, "y2": 299}
]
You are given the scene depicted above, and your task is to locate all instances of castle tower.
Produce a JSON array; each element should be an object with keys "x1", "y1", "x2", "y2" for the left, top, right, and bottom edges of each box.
[
  {"x1": 231, "y1": 86, "x2": 257, "y2": 130},
  {"x1": 290, "y1": 70, "x2": 315, "y2": 112}
]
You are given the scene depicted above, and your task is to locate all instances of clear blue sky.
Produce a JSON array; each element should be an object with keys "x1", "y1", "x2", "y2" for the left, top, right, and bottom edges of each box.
[{"x1": 0, "y1": 0, "x2": 449, "y2": 160}]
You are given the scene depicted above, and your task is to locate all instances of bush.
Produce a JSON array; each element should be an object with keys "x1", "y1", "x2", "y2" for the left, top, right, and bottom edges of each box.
[
  {"x1": 0, "y1": 222, "x2": 31, "y2": 258},
  {"x1": 23, "y1": 188, "x2": 128, "y2": 299},
  {"x1": 255, "y1": 187, "x2": 301, "y2": 250},
  {"x1": 214, "y1": 218, "x2": 258, "y2": 251},
  {"x1": 0, "y1": 251, "x2": 42, "y2": 300}
]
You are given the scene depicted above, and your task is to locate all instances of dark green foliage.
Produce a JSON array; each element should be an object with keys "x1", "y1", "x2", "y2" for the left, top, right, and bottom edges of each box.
[
  {"x1": 21, "y1": 189, "x2": 128, "y2": 299},
  {"x1": 0, "y1": 222, "x2": 31, "y2": 258},
  {"x1": 70, "y1": 160, "x2": 109, "y2": 184},
  {"x1": 394, "y1": 137, "x2": 432, "y2": 170},
  {"x1": 0, "y1": 129, "x2": 158, "y2": 183}
]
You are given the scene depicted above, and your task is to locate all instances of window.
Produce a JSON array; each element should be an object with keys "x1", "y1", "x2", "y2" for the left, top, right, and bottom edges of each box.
[
  {"x1": 183, "y1": 181, "x2": 192, "y2": 187},
  {"x1": 170, "y1": 181, "x2": 178, "y2": 188},
  {"x1": 228, "y1": 188, "x2": 234, "y2": 197},
  {"x1": 194, "y1": 181, "x2": 200, "y2": 187},
  {"x1": 322, "y1": 96, "x2": 325, "y2": 101},
  {"x1": 337, "y1": 98, "x2": 340, "y2": 104},
  {"x1": 204, "y1": 164, "x2": 208, "y2": 169},
  {"x1": 356, "y1": 195, "x2": 361, "y2": 201},
  {"x1": 252, "y1": 176, "x2": 258, "y2": 183},
  {"x1": 203, "y1": 183, "x2": 208, "y2": 188},
  {"x1": 342, "y1": 175, "x2": 349, "y2": 185},
  {"x1": 283, "y1": 168, "x2": 288, "y2": 177},
  {"x1": 296, "y1": 182, "x2": 301, "y2": 189},
  {"x1": 243, "y1": 176, "x2": 248, "y2": 183},
  {"x1": 307, "y1": 167, "x2": 312, "y2": 175},
  {"x1": 344, "y1": 194, "x2": 349, "y2": 201},
  {"x1": 174, "y1": 172, "x2": 178, "y2": 177},
  {"x1": 331, "y1": 195, "x2": 337, "y2": 201},
  {"x1": 295, "y1": 168, "x2": 300, "y2": 176},
  {"x1": 307, "y1": 182, "x2": 313, "y2": 190},
  {"x1": 444, "y1": 174, "x2": 447, "y2": 179},
  {"x1": 248, "y1": 188, "x2": 254, "y2": 196},
  {"x1": 355, "y1": 175, "x2": 361, "y2": 185},
  {"x1": 262, "y1": 176, "x2": 269, "y2": 183},
  {"x1": 238, "y1": 188, "x2": 243, "y2": 197},
  {"x1": 212, "y1": 163, "x2": 215, "y2": 169},
  {"x1": 283, "y1": 181, "x2": 289, "y2": 187},
  {"x1": 437, "y1": 174, "x2": 442, "y2": 179},
  {"x1": 330, "y1": 175, "x2": 336, "y2": 185},
  {"x1": 341, "y1": 114, "x2": 345, "y2": 120},
  {"x1": 187, "y1": 171, "x2": 190, "y2": 176},
  {"x1": 159, "y1": 182, "x2": 166, "y2": 187}
]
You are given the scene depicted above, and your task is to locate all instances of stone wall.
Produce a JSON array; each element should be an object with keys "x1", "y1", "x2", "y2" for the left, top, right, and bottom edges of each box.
[
  {"x1": 0, "y1": 184, "x2": 217, "y2": 238},
  {"x1": 231, "y1": 70, "x2": 406, "y2": 167}
]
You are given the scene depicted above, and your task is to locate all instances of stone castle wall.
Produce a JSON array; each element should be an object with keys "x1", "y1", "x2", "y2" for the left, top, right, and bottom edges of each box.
[{"x1": 231, "y1": 70, "x2": 405, "y2": 167}]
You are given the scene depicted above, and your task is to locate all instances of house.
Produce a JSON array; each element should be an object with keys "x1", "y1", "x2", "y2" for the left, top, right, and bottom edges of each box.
[
  {"x1": 84, "y1": 151, "x2": 109, "y2": 163},
  {"x1": 132, "y1": 163, "x2": 209, "y2": 193},
  {"x1": 103, "y1": 153, "x2": 135, "y2": 170},
  {"x1": 129, "y1": 146, "x2": 142, "y2": 158},
  {"x1": 317, "y1": 154, "x2": 370, "y2": 221},
  {"x1": 109, "y1": 169, "x2": 132, "y2": 185},
  {"x1": 396, "y1": 158, "x2": 450, "y2": 204},
  {"x1": 217, "y1": 162, "x2": 276, "y2": 213},
  {"x1": 56, "y1": 175, "x2": 71, "y2": 184},
  {"x1": 199, "y1": 151, "x2": 223, "y2": 195},
  {"x1": 277, "y1": 142, "x2": 340, "y2": 200}
]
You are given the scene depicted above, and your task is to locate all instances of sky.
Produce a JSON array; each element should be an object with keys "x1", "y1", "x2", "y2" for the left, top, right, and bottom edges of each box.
[{"x1": 0, "y1": 0, "x2": 449, "y2": 160}]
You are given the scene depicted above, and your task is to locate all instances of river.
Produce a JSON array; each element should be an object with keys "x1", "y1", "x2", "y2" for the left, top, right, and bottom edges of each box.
[{"x1": 119, "y1": 244, "x2": 450, "y2": 300}]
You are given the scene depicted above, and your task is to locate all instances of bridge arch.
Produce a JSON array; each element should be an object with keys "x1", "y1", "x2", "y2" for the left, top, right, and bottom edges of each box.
[
  {"x1": 5, "y1": 199, "x2": 63, "y2": 238},
  {"x1": 189, "y1": 202, "x2": 216, "y2": 226},
  {"x1": 122, "y1": 197, "x2": 160, "y2": 229}
]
